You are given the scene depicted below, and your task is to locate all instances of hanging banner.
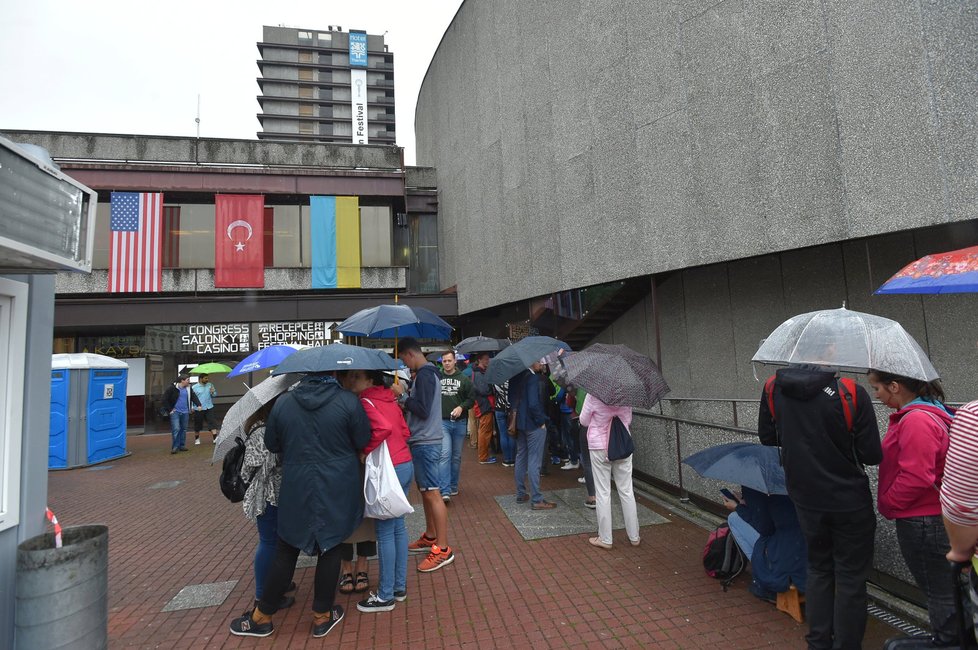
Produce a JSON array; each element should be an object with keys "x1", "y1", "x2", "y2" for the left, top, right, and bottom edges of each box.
[
  {"x1": 214, "y1": 194, "x2": 265, "y2": 288},
  {"x1": 351, "y1": 68, "x2": 369, "y2": 145}
]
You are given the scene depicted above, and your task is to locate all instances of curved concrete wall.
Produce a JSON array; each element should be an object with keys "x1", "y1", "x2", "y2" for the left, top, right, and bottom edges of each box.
[{"x1": 416, "y1": 0, "x2": 978, "y2": 315}]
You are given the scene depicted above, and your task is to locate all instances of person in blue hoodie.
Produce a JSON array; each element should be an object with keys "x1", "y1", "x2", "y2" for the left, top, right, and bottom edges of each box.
[{"x1": 723, "y1": 486, "x2": 807, "y2": 602}]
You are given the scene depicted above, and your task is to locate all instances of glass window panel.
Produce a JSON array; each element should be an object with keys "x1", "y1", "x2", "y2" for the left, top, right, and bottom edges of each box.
[
  {"x1": 270, "y1": 204, "x2": 303, "y2": 267},
  {"x1": 410, "y1": 213, "x2": 439, "y2": 294},
  {"x1": 298, "y1": 51, "x2": 313, "y2": 64},
  {"x1": 359, "y1": 206, "x2": 391, "y2": 267},
  {"x1": 176, "y1": 204, "x2": 215, "y2": 268},
  {"x1": 92, "y1": 202, "x2": 110, "y2": 269},
  {"x1": 298, "y1": 69, "x2": 314, "y2": 81},
  {"x1": 298, "y1": 86, "x2": 313, "y2": 99}
]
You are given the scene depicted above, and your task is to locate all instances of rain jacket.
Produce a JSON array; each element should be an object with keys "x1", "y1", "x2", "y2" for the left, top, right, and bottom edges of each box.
[
  {"x1": 878, "y1": 402, "x2": 953, "y2": 519},
  {"x1": 360, "y1": 385, "x2": 412, "y2": 466},
  {"x1": 579, "y1": 394, "x2": 632, "y2": 451},
  {"x1": 264, "y1": 375, "x2": 371, "y2": 554},
  {"x1": 471, "y1": 365, "x2": 493, "y2": 416},
  {"x1": 735, "y1": 486, "x2": 807, "y2": 594},
  {"x1": 758, "y1": 367, "x2": 881, "y2": 512},
  {"x1": 512, "y1": 370, "x2": 547, "y2": 432}
]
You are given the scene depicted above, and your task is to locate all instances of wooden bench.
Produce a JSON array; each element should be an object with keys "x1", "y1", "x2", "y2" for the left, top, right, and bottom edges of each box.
[{"x1": 777, "y1": 585, "x2": 805, "y2": 623}]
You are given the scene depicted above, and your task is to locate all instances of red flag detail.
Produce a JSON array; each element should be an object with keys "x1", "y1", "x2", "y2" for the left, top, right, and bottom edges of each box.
[{"x1": 214, "y1": 194, "x2": 265, "y2": 288}]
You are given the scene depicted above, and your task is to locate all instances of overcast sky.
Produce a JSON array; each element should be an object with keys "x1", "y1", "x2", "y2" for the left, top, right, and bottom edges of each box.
[{"x1": 0, "y1": 0, "x2": 463, "y2": 165}]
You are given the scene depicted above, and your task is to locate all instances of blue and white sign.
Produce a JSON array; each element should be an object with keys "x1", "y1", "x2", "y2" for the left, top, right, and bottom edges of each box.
[{"x1": 349, "y1": 31, "x2": 368, "y2": 68}]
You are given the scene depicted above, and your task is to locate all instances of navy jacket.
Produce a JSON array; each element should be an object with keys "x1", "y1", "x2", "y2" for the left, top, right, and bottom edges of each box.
[
  {"x1": 512, "y1": 370, "x2": 547, "y2": 432},
  {"x1": 264, "y1": 375, "x2": 371, "y2": 555},
  {"x1": 736, "y1": 487, "x2": 807, "y2": 594}
]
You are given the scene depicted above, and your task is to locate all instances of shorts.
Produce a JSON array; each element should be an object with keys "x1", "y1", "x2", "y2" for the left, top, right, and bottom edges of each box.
[{"x1": 411, "y1": 443, "x2": 442, "y2": 492}]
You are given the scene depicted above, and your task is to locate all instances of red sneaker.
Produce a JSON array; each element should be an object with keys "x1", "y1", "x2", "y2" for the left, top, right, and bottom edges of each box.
[
  {"x1": 417, "y1": 546, "x2": 455, "y2": 573},
  {"x1": 407, "y1": 533, "x2": 437, "y2": 554}
]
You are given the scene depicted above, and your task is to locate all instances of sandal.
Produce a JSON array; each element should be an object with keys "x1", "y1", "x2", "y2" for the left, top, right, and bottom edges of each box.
[
  {"x1": 353, "y1": 572, "x2": 369, "y2": 593},
  {"x1": 338, "y1": 573, "x2": 354, "y2": 594}
]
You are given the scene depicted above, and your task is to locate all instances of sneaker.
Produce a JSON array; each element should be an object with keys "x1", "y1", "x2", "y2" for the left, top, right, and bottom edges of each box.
[
  {"x1": 357, "y1": 592, "x2": 395, "y2": 613},
  {"x1": 561, "y1": 460, "x2": 580, "y2": 470},
  {"x1": 442, "y1": 494, "x2": 451, "y2": 503},
  {"x1": 393, "y1": 590, "x2": 407, "y2": 602},
  {"x1": 449, "y1": 488, "x2": 459, "y2": 496},
  {"x1": 171, "y1": 449, "x2": 178, "y2": 454},
  {"x1": 311, "y1": 605, "x2": 344, "y2": 638},
  {"x1": 550, "y1": 455, "x2": 562, "y2": 465},
  {"x1": 531, "y1": 500, "x2": 557, "y2": 510},
  {"x1": 479, "y1": 457, "x2": 497, "y2": 465},
  {"x1": 418, "y1": 546, "x2": 455, "y2": 573},
  {"x1": 178, "y1": 447, "x2": 189, "y2": 452},
  {"x1": 408, "y1": 534, "x2": 437, "y2": 554},
  {"x1": 212, "y1": 437, "x2": 218, "y2": 444},
  {"x1": 577, "y1": 477, "x2": 586, "y2": 484},
  {"x1": 516, "y1": 494, "x2": 529, "y2": 503},
  {"x1": 584, "y1": 500, "x2": 596, "y2": 509},
  {"x1": 502, "y1": 461, "x2": 515, "y2": 467},
  {"x1": 194, "y1": 438, "x2": 201, "y2": 446},
  {"x1": 230, "y1": 612, "x2": 273, "y2": 638}
]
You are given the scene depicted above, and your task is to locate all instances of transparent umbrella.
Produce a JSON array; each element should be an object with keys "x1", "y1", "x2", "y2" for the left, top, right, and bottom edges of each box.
[{"x1": 752, "y1": 307, "x2": 939, "y2": 381}]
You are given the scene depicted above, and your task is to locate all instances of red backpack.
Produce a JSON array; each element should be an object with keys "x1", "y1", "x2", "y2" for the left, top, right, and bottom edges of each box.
[{"x1": 763, "y1": 375, "x2": 858, "y2": 431}]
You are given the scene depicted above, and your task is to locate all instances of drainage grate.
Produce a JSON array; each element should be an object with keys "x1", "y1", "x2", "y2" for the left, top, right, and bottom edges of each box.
[{"x1": 867, "y1": 603, "x2": 928, "y2": 638}]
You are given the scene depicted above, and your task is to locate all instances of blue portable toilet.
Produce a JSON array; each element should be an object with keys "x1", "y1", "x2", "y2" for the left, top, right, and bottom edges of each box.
[{"x1": 50, "y1": 353, "x2": 129, "y2": 469}]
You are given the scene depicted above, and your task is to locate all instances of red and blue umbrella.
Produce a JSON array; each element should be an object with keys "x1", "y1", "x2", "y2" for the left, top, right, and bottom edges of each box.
[{"x1": 876, "y1": 245, "x2": 978, "y2": 294}]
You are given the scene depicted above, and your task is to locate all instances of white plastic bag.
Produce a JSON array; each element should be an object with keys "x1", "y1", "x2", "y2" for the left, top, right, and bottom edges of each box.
[{"x1": 363, "y1": 440, "x2": 414, "y2": 520}]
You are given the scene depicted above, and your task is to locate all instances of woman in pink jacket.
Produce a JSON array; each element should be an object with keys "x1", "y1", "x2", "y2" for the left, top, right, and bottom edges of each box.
[
  {"x1": 579, "y1": 394, "x2": 640, "y2": 549},
  {"x1": 869, "y1": 370, "x2": 956, "y2": 646}
]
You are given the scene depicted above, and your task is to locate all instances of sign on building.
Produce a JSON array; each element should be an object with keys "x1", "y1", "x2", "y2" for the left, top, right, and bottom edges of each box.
[
  {"x1": 351, "y1": 68, "x2": 369, "y2": 144},
  {"x1": 348, "y1": 31, "x2": 368, "y2": 67},
  {"x1": 181, "y1": 324, "x2": 251, "y2": 354},
  {"x1": 255, "y1": 321, "x2": 342, "y2": 348}
]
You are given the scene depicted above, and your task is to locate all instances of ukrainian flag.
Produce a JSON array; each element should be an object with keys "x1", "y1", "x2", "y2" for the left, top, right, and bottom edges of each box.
[{"x1": 311, "y1": 195, "x2": 361, "y2": 288}]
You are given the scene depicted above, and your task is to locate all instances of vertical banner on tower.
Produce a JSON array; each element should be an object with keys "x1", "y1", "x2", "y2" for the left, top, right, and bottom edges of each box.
[
  {"x1": 214, "y1": 194, "x2": 265, "y2": 288},
  {"x1": 310, "y1": 195, "x2": 361, "y2": 289},
  {"x1": 351, "y1": 68, "x2": 369, "y2": 144}
]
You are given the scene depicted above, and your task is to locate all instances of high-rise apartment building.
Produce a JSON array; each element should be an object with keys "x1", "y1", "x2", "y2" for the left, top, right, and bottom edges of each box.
[{"x1": 257, "y1": 25, "x2": 395, "y2": 145}]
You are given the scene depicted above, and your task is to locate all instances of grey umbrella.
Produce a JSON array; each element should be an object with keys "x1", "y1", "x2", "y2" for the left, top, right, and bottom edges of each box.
[
  {"x1": 271, "y1": 343, "x2": 400, "y2": 375},
  {"x1": 455, "y1": 336, "x2": 510, "y2": 354},
  {"x1": 752, "y1": 307, "x2": 939, "y2": 381},
  {"x1": 211, "y1": 373, "x2": 300, "y2": 463},
  {"x1": 550, "y1": 343, "x2": 670, "y2": 409},
  {"x1": 485, "y1": 336, "x2": 570, "y2": 384}
]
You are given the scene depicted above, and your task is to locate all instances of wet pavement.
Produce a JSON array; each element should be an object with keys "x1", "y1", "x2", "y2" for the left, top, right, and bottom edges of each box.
[{"x1": 47, "y1": 434, "x2": 902, "y2": 648}]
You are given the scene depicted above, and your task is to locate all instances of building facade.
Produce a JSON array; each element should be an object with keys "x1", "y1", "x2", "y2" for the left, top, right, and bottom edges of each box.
[
  {"x1": 257, "y1": 25, "x2": 395, "y2": 145},
  {"x1": 2, "y1": 130, "x2": 450, "y2": 432},
  {"x1": 415, "y1": 0, "x2": 978, "y2": 604}
]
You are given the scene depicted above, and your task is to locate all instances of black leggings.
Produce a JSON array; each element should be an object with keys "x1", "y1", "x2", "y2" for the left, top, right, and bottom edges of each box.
[{"x1": 258, "y1": 538, "x2": 343, "y2": 615}]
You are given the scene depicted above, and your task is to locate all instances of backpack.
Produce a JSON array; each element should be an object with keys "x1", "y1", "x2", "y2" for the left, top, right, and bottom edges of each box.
[
  {"x1": 219, "y1": 436, "x2": 250, "y2": 503},
  {"x1": 702, "y1": 523, "x2": 746, "y2": 591}
]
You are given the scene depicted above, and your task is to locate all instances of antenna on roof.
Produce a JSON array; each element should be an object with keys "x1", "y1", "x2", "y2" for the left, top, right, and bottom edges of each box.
[{"x1": 195, "y1": 94, "x2": 201, "y2": 139}]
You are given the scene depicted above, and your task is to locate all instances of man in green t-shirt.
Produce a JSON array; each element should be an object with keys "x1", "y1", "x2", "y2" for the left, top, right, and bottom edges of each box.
[{"x1": 439, "y1": 351, "x2": 474, "y2": 500}]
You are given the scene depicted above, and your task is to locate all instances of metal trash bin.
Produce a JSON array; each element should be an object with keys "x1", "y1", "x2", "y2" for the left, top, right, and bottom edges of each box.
[{"x1": 15, "y1": 524, "x2": 108, "y2": 650}]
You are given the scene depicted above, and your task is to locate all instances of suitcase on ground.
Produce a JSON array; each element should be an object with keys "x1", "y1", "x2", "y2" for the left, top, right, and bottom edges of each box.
[{"x1": 883, "y1": 560, "x2": 978, "y2": 650}]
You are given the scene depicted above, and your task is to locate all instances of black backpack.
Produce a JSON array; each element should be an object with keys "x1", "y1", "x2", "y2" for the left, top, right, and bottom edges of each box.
[
  {"x1": 702, "y1": 523, "x2": 746, "y2": 591},
  {"x1": 219, "y1": 437, "x2": 250, "y2": 503}
]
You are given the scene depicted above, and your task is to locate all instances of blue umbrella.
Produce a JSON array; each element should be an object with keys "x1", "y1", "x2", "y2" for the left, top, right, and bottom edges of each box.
[
  {"x1": 271, "y1": 343, "x2": 400, "y2": 375},
  {"x1": 227, "y1": 344, "x2": 304, "y2": 377},
  {"x1": 682, "y1": 442, "x2": 787, "y2": 495},
  {"x1": 336, "y1": 303, "x2": 452, "y2": 340},
  {"x1": 485, "y1": 336, "x2": 570, "y2": 384}
]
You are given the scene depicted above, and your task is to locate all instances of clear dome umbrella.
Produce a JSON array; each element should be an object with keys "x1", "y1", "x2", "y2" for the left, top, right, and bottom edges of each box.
[{"x1": 752, "y1": 307, "x2": 939, "y2": 382}]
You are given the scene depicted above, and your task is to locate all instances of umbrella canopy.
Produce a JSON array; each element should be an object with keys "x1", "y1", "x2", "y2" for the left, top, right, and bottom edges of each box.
[
  {"x1": 212, "y1": 373, "x2": 300, "y2": 463},
  {"x1": 752, "y1": 307, "x2": 939, "y2": 382},
  {"x1": 189, "y1": 362, "x2": 233, "y2": 375},
  {"x1": 682, "y1": 442, "x2": 787, "y2": 495},
  {"x1": 336, "y1": 303, "x2": 452, "y2": 340},
  {"x1": 271, "y1": 343, "x2": 400, "y2": 375},
  {"x1": 426, "y1": 350, "x2": 450, "y2": 363},
  {"x1": 550, "y1": 343, "x2": 669, "y2": 409},
  {"x1": 455, "y1": 336, "x2": 510, "y2": 354},
  {"x1": 227, "y1": 345, "x2": 305, "y2": 377},
  {"x1": 485, "y1": 336, "x2": 570, "y2": 384},
  {"x1": 876, "y1": 245, "x2": 978, "y2": 294}
]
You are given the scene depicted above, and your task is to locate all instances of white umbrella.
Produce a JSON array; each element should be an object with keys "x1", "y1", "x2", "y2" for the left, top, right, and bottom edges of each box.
[
  {"x1": 752, "y1": 307, "x2": 939, "y2": 381},
  {"x1": 211, "y1": 373, "x2": 300, "y2": 463}
]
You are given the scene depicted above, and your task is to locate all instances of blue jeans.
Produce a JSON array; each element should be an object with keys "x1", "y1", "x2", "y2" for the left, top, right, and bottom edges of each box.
[
  {"x1": 514, "y1": 425, "x2": 546, "y2": 503},
  {"x1": 375, "y1": 461, "x2": 414, "y2": 601},
  {"x1": 727, "y1": 511, "x2": 759, "y2": 559},
  {"x1": 896, "y1": 516, "x2": 961, "y2": 643},
  {"x1": 255, "y1": 504, "x2": 278, "y2": 600},
  {"x1": 440, "y1": 418, "x2": 467, "y2": 493},
  {"x1": 169, "y1": 411, "x2": 189, "y2": 450},
  {"x1": 496, "y1": 411, "x2": 515, "y2": 463}
]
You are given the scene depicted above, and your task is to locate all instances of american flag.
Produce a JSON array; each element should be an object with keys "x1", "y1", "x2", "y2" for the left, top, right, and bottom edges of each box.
[{"x1": 109, "y1": 192, "x2": 163, "y2": 292}]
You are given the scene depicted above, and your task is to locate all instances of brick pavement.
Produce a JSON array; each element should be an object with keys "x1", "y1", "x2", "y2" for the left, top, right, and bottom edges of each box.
[{"x1": 47, "y1": 434, "x2": 900, "y2": 649}]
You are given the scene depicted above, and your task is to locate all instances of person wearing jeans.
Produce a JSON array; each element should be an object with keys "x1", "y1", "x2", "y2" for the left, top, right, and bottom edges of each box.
[
  {"x1": 511, "y1": 365, "x2": 556, "y2": 510},
  {"x1": 438, "y1": 351, "x2": 474, "y2": 498},
  {"x1": 162, "y1": 373, "x2": 198, "y2": 453},
  {"x1": 493, "y1": 381, "x2": 515, "y2": 466},
  {"x1": 371, "y1": 461, "x2": 414, "y2": 607}
]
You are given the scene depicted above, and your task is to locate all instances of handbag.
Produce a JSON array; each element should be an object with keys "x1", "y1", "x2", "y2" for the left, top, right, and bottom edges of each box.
[
  {"x1": 363, "y1": 440, "x2": 414, "y2": 520},
  {"x1": 607, "y1": 415, "x2": 635, "y2": 461}
]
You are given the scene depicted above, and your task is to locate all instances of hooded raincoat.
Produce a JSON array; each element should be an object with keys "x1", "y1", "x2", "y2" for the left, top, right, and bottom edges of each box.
[{"x1": 264, "y1": 375, "x2": 371, "y2": 555}]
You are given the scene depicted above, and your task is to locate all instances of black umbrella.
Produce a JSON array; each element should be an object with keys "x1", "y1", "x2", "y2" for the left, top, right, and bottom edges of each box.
[
  {"x1": 485, "y1": 336, "x2": 570, "y2": 384},
  {"x1": 551, "y1": 343, "x2": 669, "y2": 409},
  {"x1": 455, "y1": 336, "x2": 510, "y2": 354}
]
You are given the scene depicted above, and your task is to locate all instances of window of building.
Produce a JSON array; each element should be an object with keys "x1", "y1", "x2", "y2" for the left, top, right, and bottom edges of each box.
[
  {"x1": 298, "y1": 69, "x2": 314, "y2": 82},
  {"x1": 409, "y1": 213, "x2": 439, "y2": 294},
  {"x1": 298, "y1": 51, "x2": 313, "y2": 64},
  {"x1": 299, "y1": 104, "x2": 313, "y2": 117},
  {"x1": 298, "y1": 31, "x2": 312, "y2": 42},
  {"x1": 360, "y1": 206, "x2": 392, "y2": 267},
  {"x1": 0, "y1": 277, "x2": 28, "y2": 533},
  {"x1": 298, "y1": 123, "x2": 314, "y2": 134},
  {"x1": 298, "y1": 86, "x2": 313, "y2": 99},
  {"x1": 317, "y1": 33, "x2": 331, "y2": 44}
]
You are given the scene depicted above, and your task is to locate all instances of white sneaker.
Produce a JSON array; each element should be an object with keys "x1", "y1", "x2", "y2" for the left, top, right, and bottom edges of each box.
[
  {"x1": 561, "y1": 461, "x2": 580, "y2": 470},
  {"x1": 194, "y1": 438, "x2": 201, "y2": 446},
  {"x1": 577, "y1": 477, "x2": 586, "y2": 484}
]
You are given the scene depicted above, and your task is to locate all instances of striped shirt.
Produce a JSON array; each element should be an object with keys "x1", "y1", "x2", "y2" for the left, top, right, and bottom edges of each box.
[{"x1": 941, "y1": 401, "x2": 978, "y2": 526}]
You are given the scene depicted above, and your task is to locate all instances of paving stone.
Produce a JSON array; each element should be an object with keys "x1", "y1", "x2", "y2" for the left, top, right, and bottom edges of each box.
[{"x1": 162, "y1": 581, "x2": 237, "y2": 612}]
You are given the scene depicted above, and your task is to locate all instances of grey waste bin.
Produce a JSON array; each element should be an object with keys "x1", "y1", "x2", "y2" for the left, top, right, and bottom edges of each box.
[{"x1": 15, "y1": 524, "x2": 108, "y2": 650}]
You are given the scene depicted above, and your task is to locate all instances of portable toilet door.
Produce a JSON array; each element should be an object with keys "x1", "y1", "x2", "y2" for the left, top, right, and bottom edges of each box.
[
  {"x1": 86, "y1": 366, "x2": 128, "y2": 464},
  {"x1": 49, "y1": 368, "x2": 69, "y2": 469}
]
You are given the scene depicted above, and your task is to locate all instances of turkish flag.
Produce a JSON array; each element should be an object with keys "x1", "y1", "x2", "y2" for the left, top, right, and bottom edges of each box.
[{"x1": 215, "y1": 194, "x2": 265, "y2": 288}]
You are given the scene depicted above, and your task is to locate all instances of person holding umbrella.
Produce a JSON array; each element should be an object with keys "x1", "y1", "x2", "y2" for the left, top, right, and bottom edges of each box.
[
  {"x1": 191, "y1": 374, "x2": 219, "y2": 445},
  {"x1": 511, "y1": 361, "x2": 557, "y2": 510}
]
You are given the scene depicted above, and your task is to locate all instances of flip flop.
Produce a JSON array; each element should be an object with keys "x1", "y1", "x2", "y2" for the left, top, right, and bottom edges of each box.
[
  {"x1": 353, "y1": 572, "x2": 370, "y2": 593},
  {"x1": 338, "y1": 573, "x2": 354, "y2": 594}
]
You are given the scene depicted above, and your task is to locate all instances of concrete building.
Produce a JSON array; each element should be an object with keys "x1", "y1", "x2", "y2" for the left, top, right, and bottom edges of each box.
[
  {"x1": 416, "y1": 1, "x2": 978, "y2": 607},
  {"x1": 257, "y1": 25, "x2": 395, "y2": 145},
  {"x1": 1, "y1": 130, "x2": 450, "y2": 431}
]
